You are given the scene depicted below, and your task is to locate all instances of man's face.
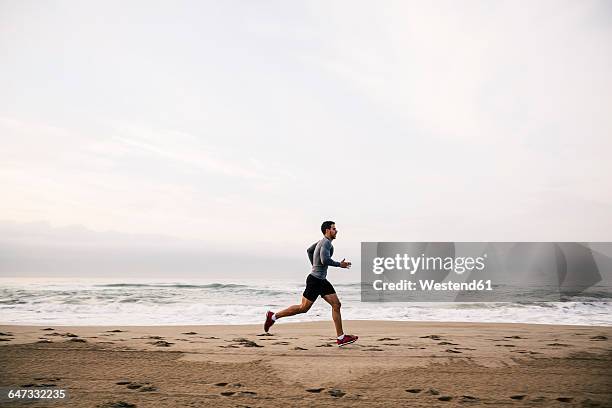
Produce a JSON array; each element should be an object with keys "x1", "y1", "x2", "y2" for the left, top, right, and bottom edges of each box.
[{"x1": 327, "y1": 224, "x2": 338, "y2": 239}]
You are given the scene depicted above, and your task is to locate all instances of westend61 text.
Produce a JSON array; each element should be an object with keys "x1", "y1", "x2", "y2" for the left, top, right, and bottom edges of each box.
[{"x1": 372, "y1": 279, "x2": 493, "y2": 291}]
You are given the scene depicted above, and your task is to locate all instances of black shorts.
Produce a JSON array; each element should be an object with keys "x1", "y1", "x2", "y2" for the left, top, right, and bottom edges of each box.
[{"x1": 303, "y1": 274, "x2": 336, "y2": 302}]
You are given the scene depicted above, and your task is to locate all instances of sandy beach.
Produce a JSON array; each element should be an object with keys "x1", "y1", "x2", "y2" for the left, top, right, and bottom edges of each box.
[{"x1": 0, "y1": 321, "x2": 611, "y2": 407}]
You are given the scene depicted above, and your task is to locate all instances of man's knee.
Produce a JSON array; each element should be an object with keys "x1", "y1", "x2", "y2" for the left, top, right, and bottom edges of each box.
[
  {"x1": 298, "y1": 303, "x2": 312, "y2": 313},
  {"x1": 332, "y1": 301, "x2": 341, "y2": 311}
]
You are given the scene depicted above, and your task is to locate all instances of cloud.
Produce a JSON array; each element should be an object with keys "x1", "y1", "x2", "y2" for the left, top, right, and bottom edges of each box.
[
  {"x1": 0, "y1": 220, "x2": 309, "y2": 279},
  {"x1": 0, "y1": 117, "x2": 305, "y2": 246},
  {"x1": 111, "y1": 124, "x2": 276, "y2": 181},
  {"x1": 298, "y1": 1, "x2": 612, "y2": 147},
  {"x1": 1, "y1": 1, "x2": 611, "y2": 271}
]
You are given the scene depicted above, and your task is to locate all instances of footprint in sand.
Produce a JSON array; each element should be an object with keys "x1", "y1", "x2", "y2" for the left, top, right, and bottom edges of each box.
[
  {"x1": 58, "y1": 333, "x2": 78, "y2": 338},
  {"x1": 556, "y1": 397, "x2": 573, "y2": 403},
  {"x1": 445, "y1": 349, "x2": 462, "y2": 353},
  {"x1": 511, "y1": 350, "x2": 542, "y2": 355},
  {"x1": 420, "y1": 335, "x2": 443, "y2": 340},
  {"x1": 42, "y1": 328, "x2": 55, "y2": 331},
  {"x1": 22, "y1": 383, "x2": 57, "y2": 388},
  {"x1": 220, "y1": 391, "x2": 235, "y2": 396},
  {"x1": 181, "y1": 332, "x2": 197, "y2": 335},
  {"x1": 148, "y1": 340, "x2": 173, "y2": 347},
  {"x1": 231, "y1": 338, "x2": 263, "y2": 348},
  {"x1": 106, "y1": 330, "x2": 125, "y2": 333},
  {"x1": 547, "y1": 343, "x2": 572, "y2": 347},
  {"x1": 509, "y1": 394, "x2": 526, "y2": 400},
  {"x1": 438, "y1": 341, "x2": 458, "y2": 345},
  {"x1": 272, "y1": 341, "x2": 290, "y2": 345},
  {"x1": 328, "y1": 388, "x2": 346, "y2": 398},
  {"x1": 377, "y1": 337, "x2": 399, "y2": 341},
  {"x1": 306, "y1": 388, "x2": 325, "y2": 393},
  {"x1": 66, "y1": 338, "x2": 87, "y2": 343},
  {"x1": 589, "y1": 335, "x2": 607, "y2": 341},
  {"x1": 316, "y1": 343, "x2": 334, "y2": 347},
  {"x1": 214, "y1": 382, "x2": 229, "y2": 386},
  {"x1": 293, "y1": 346, "x2": 308, "y2": 350},
  {"x1": 461, "y1": 395, "x2": 479, "y2": 402},
  {"x1": 438, "y1": 396, "x2": 452, "y2": 401},
  {"x1": 495, "y1": 344, "x2": 516, "y2": 347},
  {"x1": 504, "y1": 335, "x2": 525, "y2": 339},
  {"x1": 97, "y1": 401, "x2": 136, "y2": 408},
  {"x1": 119, "y1": 381, "x2": 156, "y2": 392},
  {"x1": 405, "y1": 388, "x2": 422, "y2": 393},
  {"x1": 204, "y1": 336, "x2": 219, "y2": 339}
]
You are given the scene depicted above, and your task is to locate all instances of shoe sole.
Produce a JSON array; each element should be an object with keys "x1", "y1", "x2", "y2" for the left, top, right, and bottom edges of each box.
[
  {"x1": 338, "y1": 338, "x2": 357, "y2": 347},
  {"x1": 264, "y1": 312, "x2": 273, "y2": 333}
]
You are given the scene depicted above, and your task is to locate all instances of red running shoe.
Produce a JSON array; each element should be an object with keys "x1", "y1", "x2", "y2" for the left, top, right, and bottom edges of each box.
[
  {"x1": 337, "y1": 334, "x2": 358, "y2": 347},
  {"x1": 264, "y1": 311, "x2": 275, "y2": 333}
]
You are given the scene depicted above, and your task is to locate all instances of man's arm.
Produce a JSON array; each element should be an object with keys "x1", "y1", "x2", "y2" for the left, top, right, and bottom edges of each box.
[
  {"x1": 306, "y1": 241, "x2": 318, "y2": 265},
  {"x1": 320, "y1": 240, "x2": 341, "y2": 267}
]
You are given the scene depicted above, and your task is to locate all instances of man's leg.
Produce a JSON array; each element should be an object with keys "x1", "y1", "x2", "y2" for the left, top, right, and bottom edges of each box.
[
  {"x1": 275, "y1": 296, "x2": 314, "y2": 319},
  {"x1": 265, "y1": 279, "x2": 318, "y2": 332},
  {"x1": 322, "y1": 293, "x2": 343, "y2": 337}
]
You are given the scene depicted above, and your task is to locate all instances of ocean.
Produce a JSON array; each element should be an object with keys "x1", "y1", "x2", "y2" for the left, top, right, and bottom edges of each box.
[{"x1": 1, "y1": 277, "x2": 611, "y2": 326}]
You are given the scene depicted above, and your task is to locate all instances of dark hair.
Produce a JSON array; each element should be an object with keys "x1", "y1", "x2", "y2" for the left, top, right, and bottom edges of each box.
[{"x1": 321, "y1": 221, "x2": 335, "y2": 234}]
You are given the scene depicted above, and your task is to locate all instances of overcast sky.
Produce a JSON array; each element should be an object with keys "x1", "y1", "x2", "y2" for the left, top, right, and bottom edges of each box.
[{"x1": 1, "y1": 1, "x2": 611, "y2": 279}]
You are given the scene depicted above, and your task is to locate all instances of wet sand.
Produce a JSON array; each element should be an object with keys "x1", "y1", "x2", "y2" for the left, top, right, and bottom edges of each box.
[{"x1": 1, "y1": 321, "x2": 611, "y2": 407}]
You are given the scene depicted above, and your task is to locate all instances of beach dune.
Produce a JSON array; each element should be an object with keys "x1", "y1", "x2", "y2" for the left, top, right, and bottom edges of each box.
[{"x1": 1, "y1": 321, "x2": 611, "y2": 407}]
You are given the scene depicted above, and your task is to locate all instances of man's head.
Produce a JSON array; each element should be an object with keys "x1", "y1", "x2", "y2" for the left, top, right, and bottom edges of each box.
[{"x1": 321, "y1": 220, "x2": 337, "y2": 240}]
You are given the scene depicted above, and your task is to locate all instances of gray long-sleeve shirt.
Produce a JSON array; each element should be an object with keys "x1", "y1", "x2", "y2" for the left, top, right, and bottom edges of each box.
[{"x1": 307, "y1": 237, "x2": 341, "y2": 279}]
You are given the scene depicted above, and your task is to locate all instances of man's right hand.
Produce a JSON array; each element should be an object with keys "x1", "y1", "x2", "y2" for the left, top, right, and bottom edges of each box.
[{"x1": 340, "y1": 258, "x2": 352, "y2": 268}]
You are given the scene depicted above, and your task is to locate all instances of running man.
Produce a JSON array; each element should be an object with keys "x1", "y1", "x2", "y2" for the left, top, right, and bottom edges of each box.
[{"x1": 264, "y1": 221, "x2": 358, "y2": 347}]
